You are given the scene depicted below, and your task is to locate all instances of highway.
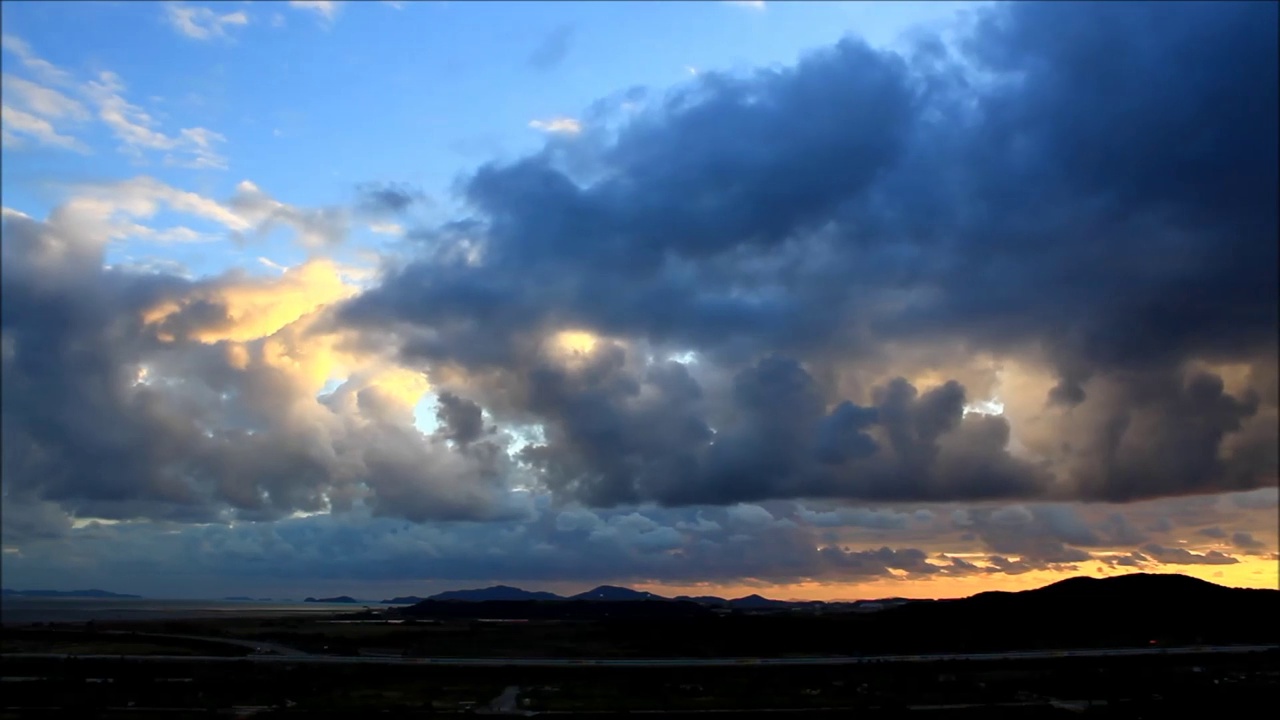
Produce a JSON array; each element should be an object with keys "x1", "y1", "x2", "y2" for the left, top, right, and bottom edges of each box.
[
  {"x1": 2, "y1": 644, "x2": 1275, "y2": 667},
  {"x1": 96, "y1": 630, "x2": 310, "y2": 657}
]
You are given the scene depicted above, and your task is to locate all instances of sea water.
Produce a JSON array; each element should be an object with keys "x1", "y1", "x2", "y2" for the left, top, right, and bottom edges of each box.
[{"x1": 0, "y1": 598, "x2": 379, "y2": 624}]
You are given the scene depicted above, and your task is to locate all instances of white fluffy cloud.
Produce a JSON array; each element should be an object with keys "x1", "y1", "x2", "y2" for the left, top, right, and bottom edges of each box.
[
  {"x1": 528, "y1": 117, "x2": 583, "y2": 135},
  {"x1": 0, "y1": 35, "x2": 228, "y2": 168},
  {"x1": 289, "y1": 1, "x2": 341, "y2": 22},
  {"x1": 164, "y1": 3, "x2": 250, "y2": 41}
]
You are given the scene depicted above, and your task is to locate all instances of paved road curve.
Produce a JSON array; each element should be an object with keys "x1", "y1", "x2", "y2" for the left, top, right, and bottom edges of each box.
[
  {"x1": 3, "y1": 644, "x2": 1275, "y2": 667},
  {"x1": 97, "y1": 630, "x2": 310, "y2": 657}
]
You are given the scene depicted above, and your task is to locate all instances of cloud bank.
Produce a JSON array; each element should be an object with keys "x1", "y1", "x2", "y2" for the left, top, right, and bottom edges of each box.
[
  {"x1": 2, "y1": 2, "x2": 1276, "y2": 592},
  {"x1": 347, "y1": 1, "x2": 1278, "y2": 509}
]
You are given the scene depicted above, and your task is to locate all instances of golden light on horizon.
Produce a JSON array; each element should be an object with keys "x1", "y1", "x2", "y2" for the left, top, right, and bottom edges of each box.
[{"x1": 634, "y1": 554, "x2": 1279, "y2": 603}]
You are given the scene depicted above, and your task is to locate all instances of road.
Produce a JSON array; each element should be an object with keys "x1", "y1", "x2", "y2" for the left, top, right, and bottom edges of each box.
[
  {"x1": 479, "y1": 685, "x2": 525, "y2": 715},
  {"x1": 2, "y1": 644, "x2": 1275, "y2": 667},
  {"x1": 97, "y1": 630, "x2": 310, "y2": 657}
]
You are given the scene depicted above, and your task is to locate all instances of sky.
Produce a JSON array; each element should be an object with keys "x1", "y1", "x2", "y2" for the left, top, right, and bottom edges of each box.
[{"x1": 0, "y1": 0, "x2": 1277, "y2": 601}]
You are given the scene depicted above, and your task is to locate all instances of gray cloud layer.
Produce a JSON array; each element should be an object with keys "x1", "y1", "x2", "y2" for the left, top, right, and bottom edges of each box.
[
  {"x1": 5, "y1": 490, "x2": 1275, "y2": 597},
  {"x1": 1, "y1": 205, "x2": 519, "y2": 528}
]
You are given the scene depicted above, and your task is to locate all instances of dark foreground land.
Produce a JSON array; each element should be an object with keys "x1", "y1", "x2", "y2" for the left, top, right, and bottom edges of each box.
[
  {"x1": 2, "y1": 574, "x2": 1277, "y2": 716},
  {"x1": 6, "y1": 573, "x2": 1276, "y2": 659},
  {"x1": 1, "y1": 649, "x2": 1277, "y2": 717}
]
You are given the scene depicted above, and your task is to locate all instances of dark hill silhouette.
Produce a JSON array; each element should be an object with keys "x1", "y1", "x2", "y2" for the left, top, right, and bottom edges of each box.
[
  {"x1": 1026, "y1": 572, "x2": 1230, "y2": 598},
  {"x1": 675, "y1": 594, "x2": 729, "y2": 606},
  {"x1": 660, "y1": 574, "x2": 1275, "y2": 656},
  {"x1": 570, "y1": 585, "x2": 666, "y2": 601},
  {"x1": 431, "y1": 585, "x2": 564, "y2": 602},
  {"x1": 1, "y1": 588, "x2": 141, "y2": 599},
  {"x1": 946, "y1": 572, "x2": 1260, "y2": 609},
  {"x1": 399, "y1": 598, "x2": 712, "y2": 621},
  {"x1": 728, "y1": 593, "x2": 794, "y2": 609},
  {"x1": 380, "y1": 596, "x2": 427, "y2": 605},
  {"x1": 393, "y1": 573, "x2": 1277, "y2": 655},
  {"x1": 874, "y1": 572, "x2": 1278, "y2": 653}
]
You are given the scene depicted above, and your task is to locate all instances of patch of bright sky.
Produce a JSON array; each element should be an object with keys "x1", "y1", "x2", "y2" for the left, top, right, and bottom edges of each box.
[
  {"x1": 407, "y1": 393, "x2": 545, "y2": 460},
  {"x1": 2, "y1": 1, "x2": 987, "y2": 281},
  {"x1": 962, "y1": 399, "x2": 1005, "y2": 416},
  {"x1": 412, "y1": 393, "x2": 442, "y2": 435}
]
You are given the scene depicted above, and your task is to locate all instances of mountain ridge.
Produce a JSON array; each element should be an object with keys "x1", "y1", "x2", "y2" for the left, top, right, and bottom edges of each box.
[
  {"x1": 1, "y1": 588, "x2": 142, "y2": 599},
  {"x1": 429, "y1": 585, "x2": 564, "y2": 602},
  {"x1": 367, "y1": 572, "x2": 1263, "y2": 613},
  {"x1": 393, "y1": 573, "x2": 1278, "y2": 653}
]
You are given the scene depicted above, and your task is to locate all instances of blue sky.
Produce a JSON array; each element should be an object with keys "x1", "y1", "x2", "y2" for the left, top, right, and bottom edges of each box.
[
  {"x1": 2, "y1": 1, "x2": 979, "y2": 276},
  {"x1": 2, "y1": 1, "x2": 1276, "y2": 600}
]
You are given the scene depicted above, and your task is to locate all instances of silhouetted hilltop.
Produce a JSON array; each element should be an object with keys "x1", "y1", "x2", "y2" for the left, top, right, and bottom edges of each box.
[
  {"x1": 675, "y1": 594, "x2": 729, "y2": 606},
  {"x1": 1, "y1": 589, "x2": 141, "y2": 599},
  {"x1": 1031, "y1": 572, "x2": 1233, "y2": 598},
  {"x1": 431, "y1": 585, "x2": 564, "y2": 602},
  {"x1": 874, "y1": 573, "x2": 1278, "y2": 652},
  {"x1": 380, "y1": 596, "x2": 427, "y2": 605},
  {"x1": 945, "y1": 572, "x2": 1263, "y2": 610},
  {"x1": 400, "y1": 598, "x2": 713, "y2": 621},
  {"x1": 727, "y1": 593, "x2": 795, "y2": 609},
  {"x1": 571, "y1": 585, "x2": 666, "y2": 601},
  {"x1": 393, "y1": 574, "x2": 1276, "y2": 654}
]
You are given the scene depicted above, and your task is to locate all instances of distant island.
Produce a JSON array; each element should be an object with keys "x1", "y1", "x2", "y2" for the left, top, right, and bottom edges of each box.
[
  {"x1": 369, "y1": 584, "x2": 900, "y2": 611},
  {"x1": 1, "y1": 588, "x2": 141, "y2": 599},
  {"x1": 384, "y1": 573, "x2": 1278, "y2": 652},
  {"x1": 289, "y1": 573, "x2": 1276, "y2": 622},
  {"x1": 6, "y1": 574, "x2": 1274, "y2": 662},
  {"x1": 571, "y1": 585, "x2": 667, "y2": 602},
  {"x1": 432, "y1": 585, "x2": 565, "y2": 602}
]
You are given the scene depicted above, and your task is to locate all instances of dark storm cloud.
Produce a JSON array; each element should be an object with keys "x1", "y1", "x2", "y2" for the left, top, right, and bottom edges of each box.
[
  {"x1": 3, "y1": 491, "x2": 1263, "y2": 592},
  {"x1": 0, "y1": 501, "x2": 973, "y2": 591},
  {"x1": 435, "y1": 392, "x2": 486, "y2": 445},
  {"x1": 1106, "y1": 551, "x2": 1151, "y2": 569},
  {"x1": 527, "y1": 24, "x2": 574, "y2": 71},
  {"x1": 358, "y1": 1, "x2": 1278, "y2": 364},
  {"x1": 516, "y1": 353, "x2": 1048, "y2": 507},
  {"x1": 795, "y1": 505, "x2": 920, "y2": 531},
  {"x1": 354, "y1": 182, "x2": 427, "y2": 217},
  {"x1": 1231, "y1": 532, "x2": 1265, "y2": 551},
  {"x1": 951, "y1": 505, "x2": 1095, "y2": 565},
  {"x1": 0, "y1": 498, "x2": 72, "y2": 543},
  {"x1": 1140, "y1": 544, "x2": 1239, "y2": 566},
  {"x1": 1095, "y1": 513, "x2": 1147, "y2": 547},
  {"x1": 4, "y1": 1, "x2": 1278, "y2": 553},
  {"x1": 343, "y1": 2, "x2": 1278, "y2": 508},
  {"x1": 1, "y1": 211, "x2": 216, "y2": 522},
  {"x1": 0, "y1": 206, "x2": 518, "y2": 534},
  {"x1": 1054, "y1": 370, "x2": 1273, "y2": 502},
  {"x1": 351, "y1": 36, "x2": 918, "y2": 360}
]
